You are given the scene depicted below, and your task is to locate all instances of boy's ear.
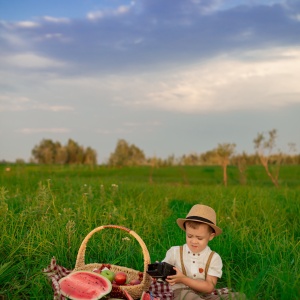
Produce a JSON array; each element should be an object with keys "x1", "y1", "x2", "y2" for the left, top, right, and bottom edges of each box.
[{"x1": 209, "y1": 233, "x2": 216, "y2": 241}]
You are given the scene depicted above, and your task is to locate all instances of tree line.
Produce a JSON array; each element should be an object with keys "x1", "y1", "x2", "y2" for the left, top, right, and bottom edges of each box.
[
  {"x1": 27, "y1": 129, "x2": 298, "y2": 188},
  {"x1": 31, "y1": 139, "x2": 97, "y2": 165},
  {"x1": 29, "y1": 129, "x2": 299, "y2": 168}
]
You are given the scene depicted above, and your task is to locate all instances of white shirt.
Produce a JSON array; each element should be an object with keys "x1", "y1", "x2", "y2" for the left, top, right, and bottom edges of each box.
[{"x1": 162, "y1": 244, "x2": 222, "y2": 291}]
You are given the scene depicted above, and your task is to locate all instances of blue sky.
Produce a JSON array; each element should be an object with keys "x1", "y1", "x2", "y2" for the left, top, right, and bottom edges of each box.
[{"x1": 0, "y1": 0, "x2": 300, "y2": 163}]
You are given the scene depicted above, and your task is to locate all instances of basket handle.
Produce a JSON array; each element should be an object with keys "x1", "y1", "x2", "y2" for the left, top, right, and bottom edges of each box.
[{"x1": 74, "y1": 225, "x2": 151, "y2": 284}]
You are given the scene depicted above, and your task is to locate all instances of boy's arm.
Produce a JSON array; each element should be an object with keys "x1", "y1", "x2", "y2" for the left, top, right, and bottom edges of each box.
[{"x1": 166, "y1": 267, "x2": 217, "y2": 294}]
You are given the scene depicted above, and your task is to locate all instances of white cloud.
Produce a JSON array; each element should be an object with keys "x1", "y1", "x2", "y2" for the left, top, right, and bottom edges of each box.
[
  {"x1": 137, "y1": 47, "x2": 300, "y2": 113},
  {"x1": 15, "y1": 21, "x2": 40, "y2": 28},
  {"x1": 291, "y1": 14, "x2": 300, "y2": 21},
  {"x1": 28, "y1": 46, "x2": 300, "y2": 115},
  {"x1": 0, "y1": 95, "x2": 31, "y2": 112},
  {"x1": 0, "y1": 30, "x2": 28, "y2": 48},
  {"x1": 33, "y1": 104, "x2": 75, "y2": 112},
  {"x1": 123, "y1": 121, "x2": 162, "y2": 127},
  {"x1": 87, "y1": 5, "x2": 131, "y2": 20},
  {"x1": 1, "y1": 52, "x2": 66, "y2": 69},
  {"x1": 0, "y1": 94, "x2": 74, "y2": 112},
  {"x1": 17, "y1": 128, "x2": 71, "y2": 134},
  {"x1": 42, "y1": 16, "x2": 70, "y2": 24}
]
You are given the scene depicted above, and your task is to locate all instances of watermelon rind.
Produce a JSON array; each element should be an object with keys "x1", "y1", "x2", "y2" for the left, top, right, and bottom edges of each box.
[{"x1": 59, "y1": 270, "x2": 112, "y2": 300}]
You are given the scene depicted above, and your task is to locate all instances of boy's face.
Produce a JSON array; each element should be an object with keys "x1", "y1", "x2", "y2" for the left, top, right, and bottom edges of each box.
[{"x1": 185, "y1": 223, "x2": 215, "y2": 253}]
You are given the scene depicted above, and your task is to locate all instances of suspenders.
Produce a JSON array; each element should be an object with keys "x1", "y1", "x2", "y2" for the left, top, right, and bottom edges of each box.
[{"x1": 179, "y1": 246, "x2": 215, "y2": 279}]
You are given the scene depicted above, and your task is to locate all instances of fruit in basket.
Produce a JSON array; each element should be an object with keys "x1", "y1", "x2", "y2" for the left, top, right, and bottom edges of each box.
[
  {"x1": 100, "y1": 269, "x2": 115, "y2": 282},
  {"x1": 129, "y1": 279, "x2": 141, "y2": 285},
  {"x1": 114, "y1": 271, "x2": 127, "y2": 285},
  {"x1": 59, "y1": 271, "x2": 112, "y2": 300}
]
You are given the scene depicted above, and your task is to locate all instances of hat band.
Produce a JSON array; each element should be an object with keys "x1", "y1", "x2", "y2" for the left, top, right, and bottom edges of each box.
[{"x1": 185, "y1": 216, "x2": 215, "y2": 225}]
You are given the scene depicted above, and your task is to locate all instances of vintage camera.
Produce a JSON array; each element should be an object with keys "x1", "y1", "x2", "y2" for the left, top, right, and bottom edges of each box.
[{"x1": 146, "y1": 262, "x2": 176, "y2": 281}]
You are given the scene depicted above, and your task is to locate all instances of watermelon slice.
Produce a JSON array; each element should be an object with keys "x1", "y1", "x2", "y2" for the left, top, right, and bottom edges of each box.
[
  {"x1": 140, "y1": 291, "x2": 160, "y2": 300},
  {"x1": 59, "y1": 271, "x2": 112, "y2": 300}
]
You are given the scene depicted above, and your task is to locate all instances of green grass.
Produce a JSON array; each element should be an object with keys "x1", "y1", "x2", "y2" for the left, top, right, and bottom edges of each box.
[{"x1": 0, "y1": 164, "x2": 299, "y2": 299}]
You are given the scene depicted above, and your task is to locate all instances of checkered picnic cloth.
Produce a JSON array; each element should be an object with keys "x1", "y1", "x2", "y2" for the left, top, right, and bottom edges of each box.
[
  {"x1": 148, "y1": 280, "x2": 174, "y2": 300},
  {"x1": 42, "y1": 257, "x2": 72, "y2": 300},
  {"x1": 148, "y1": 280, "x2": 231, "y2": 300},
  {"x1": 43, "y1": 257, "x2": 231, "y2": 300}
]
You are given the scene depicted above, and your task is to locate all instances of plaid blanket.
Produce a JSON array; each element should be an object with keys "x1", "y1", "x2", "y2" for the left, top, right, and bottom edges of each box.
[
  {"x1": 147, "y1": 280, "x2": 230, "y2": 300},
  {"x1": 42, "y1": 257, "x2": 72, "y2": 300},
  {"x1": 148, "y1": 280, "x2": 174, "y2": 300},
  {"x1": 43, "y1": 257, "x2": 230, "y2": 300}
]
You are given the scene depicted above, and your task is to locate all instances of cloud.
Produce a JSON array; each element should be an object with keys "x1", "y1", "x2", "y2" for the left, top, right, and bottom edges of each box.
[
  {"x1": 0, "y1": 95, "x2": 31, "y2": 112},
  {"x1": 17, "y1": 128, "x2": 71, "y2": 134},
  {"x1": 33, "y1": 104, "x2": 74, "y2": 112},
  {"x1": 15, "y1": 21, "x2": 40, "y2": 28},
  {"x1": 42, "y1": 16, "x2": 70, "y2": 24},
  {"x1": 0, "y1": 94, "x2": 74, "y2": 112},
  {"x1": 1, "y1": 52, "x2": 67, "y2": 69},
  {"x1": 0, "y1": 0, "x2": 299, "y2": 76},
  {"x1": 87, "y1": 5, "x2": 131, "y2": 20},
  {"x1": 139, "y1": 47, "x2": 300, "y2": 113}
]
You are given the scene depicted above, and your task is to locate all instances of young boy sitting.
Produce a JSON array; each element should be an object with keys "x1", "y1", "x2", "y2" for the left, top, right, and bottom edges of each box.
[{"x1": 162, "y1": 204, "x2": 245, "y2": 300}]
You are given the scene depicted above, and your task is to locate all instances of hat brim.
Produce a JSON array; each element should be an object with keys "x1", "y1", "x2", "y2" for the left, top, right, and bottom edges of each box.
[{"x1": 177, "y1": 218, "x2": 222, "y2": 236}]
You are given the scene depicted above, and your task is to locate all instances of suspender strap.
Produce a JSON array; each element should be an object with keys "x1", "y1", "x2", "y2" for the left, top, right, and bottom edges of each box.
[
  {"x1": 205, "y1": 251, "x2": 215, "y2": 279},
  {"x1": 180, "y1": 246, "x2": 215, "y2": 279},
  {"x1": 179, "y1": 246, "x2": 187, "y2": 276}
]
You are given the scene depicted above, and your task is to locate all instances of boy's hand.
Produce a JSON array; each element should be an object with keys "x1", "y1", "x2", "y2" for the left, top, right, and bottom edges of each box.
[{"x1": 165, "y1": 267, "x2": 185, "y2": 285}]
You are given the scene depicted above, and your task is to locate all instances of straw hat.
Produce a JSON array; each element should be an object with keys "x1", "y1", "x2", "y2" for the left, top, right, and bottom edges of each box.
[{"x1": 176, "y1": 204, "x2": 222, "y2": 236}]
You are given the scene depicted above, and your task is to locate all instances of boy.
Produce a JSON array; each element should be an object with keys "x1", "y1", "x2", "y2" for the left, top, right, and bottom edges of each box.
[{"x1": 163, "y1": 204, "x2": 244, "y2": 300}]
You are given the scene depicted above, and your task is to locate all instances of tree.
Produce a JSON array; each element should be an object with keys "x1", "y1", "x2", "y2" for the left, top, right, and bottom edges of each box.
[
  {"x1": 231, "y1": 151, "x2": 248, "y2": 185},
  {"x1": 66, "y1": 139, "x2": 84, "y2": 164},
  {"x1": 199, "y1": 150, "x2": 218, "y2": 165},
  {"x1": 54, "y1": 144, "x2": 68, "y2": 165},
  {"x1": 84, "y1": 147, "x2": 97, "y2": 166},
  {"x1": 31, "y1": 139, "x2": 97, "y2": 165},
  {"x1": 108, "y1": 139, "x2": 146, "y2": 167},
  {"x1": 253, "y1": 129, "x2": 281, "y2": 187},
  {"x1": 215, "y1": 143, "x2": 236, "y2": 187},
  {"x1": 31, "y1": 139, "x2": 57, "y2": 164}
]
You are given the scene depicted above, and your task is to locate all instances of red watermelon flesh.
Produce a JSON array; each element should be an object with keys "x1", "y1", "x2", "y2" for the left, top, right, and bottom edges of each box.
[
  {"x1": 140, "y1": 291, "x2": 160, "y2": 300},
  {"x1": 59, "y1": 271, "x2": 112, "y2": 300}
]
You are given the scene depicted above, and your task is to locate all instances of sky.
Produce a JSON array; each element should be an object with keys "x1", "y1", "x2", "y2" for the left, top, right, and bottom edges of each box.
[{"x1": 0, "y1": 0, "x2": 300, "y2": 163}]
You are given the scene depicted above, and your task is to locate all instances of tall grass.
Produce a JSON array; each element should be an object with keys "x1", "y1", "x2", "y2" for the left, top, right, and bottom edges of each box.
[{"x1": 0, "y1": 164, "x2": 299, "y2": 299}]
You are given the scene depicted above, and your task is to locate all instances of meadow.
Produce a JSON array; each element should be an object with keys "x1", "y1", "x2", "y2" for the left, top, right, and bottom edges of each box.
[{"x1": 0, "y1": 164, "x2": 299, "y2": 299}]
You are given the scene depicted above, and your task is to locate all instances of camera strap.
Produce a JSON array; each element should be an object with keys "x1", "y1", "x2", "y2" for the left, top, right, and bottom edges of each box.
[{"x1": 179, "y1": 246, "x2": 215, "y2": 279}]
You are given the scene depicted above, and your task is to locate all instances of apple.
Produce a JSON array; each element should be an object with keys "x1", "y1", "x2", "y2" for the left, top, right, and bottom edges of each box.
[
  {"x1": 129, "y1": 279, "x2": 141, "y2": 285},
  {"x1": 100, "y1": 269, "x2": 115, "y2": 282},
  {"x1": 114, "y1": 271, "x2": 127, "y2": 285}
]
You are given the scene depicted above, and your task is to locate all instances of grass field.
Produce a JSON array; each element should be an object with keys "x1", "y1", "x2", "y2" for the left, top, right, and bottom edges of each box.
[{"x1": 0, "y1": 164, "x2": 299, "y2": 299}]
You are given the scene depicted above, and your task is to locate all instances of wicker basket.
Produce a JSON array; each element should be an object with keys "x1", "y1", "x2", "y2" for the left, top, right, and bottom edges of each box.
[{"x1": 73, "y1": 225, "x2": 152, "y2": 299}]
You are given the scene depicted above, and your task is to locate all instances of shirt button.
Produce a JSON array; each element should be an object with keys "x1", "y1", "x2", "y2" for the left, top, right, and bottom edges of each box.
[
  {"x1": 193, "y1": 254, "x2": 195, "y2": 256},
  {"x1": 193, "y1": 261, "x2": 195, "y2": 263},
  {"x1": 193, "y1": 274, "x2": 196, "y2": 277},
  {"x1": 198, "y1": 254, "x2": 200, "y2": 256},
  {"x1": 188, "y1": 251, "x2": 190, "y2": 254}
]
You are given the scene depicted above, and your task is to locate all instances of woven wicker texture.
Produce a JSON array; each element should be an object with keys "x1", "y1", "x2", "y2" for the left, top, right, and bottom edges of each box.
[{"x1": 73, "y1": 225, "x2": 152, "y2": 299}]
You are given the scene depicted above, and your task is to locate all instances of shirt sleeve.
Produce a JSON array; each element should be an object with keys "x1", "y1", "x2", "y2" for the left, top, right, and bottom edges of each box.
[{"x1": 207, "y1": 252, "x2": 223, "y2": 278}]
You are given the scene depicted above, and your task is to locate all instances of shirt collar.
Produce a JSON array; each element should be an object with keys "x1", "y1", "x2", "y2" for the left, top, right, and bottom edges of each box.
[{"x1": 184, "y1": 244, "x2": 210, "y2": 257}]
